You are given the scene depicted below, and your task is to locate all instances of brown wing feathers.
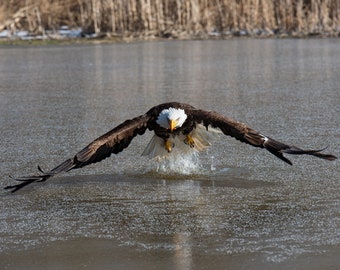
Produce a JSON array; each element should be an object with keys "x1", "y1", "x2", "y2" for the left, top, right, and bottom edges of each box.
[
  {"x1": 192, "y1": 110, "x2": 264, "y2": 146},
  {"x1": 74, "y1": 116, "x2": 149, "y2": 166},
  {"x1": 5, "y1": 115, "x2": 150, "y2": 192},
  {"x1": 192, "y1": 109, "x2": 337, "y2": 165}
]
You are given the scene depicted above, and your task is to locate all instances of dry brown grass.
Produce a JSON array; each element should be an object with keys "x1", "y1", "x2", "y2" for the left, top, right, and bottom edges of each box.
[{"x1": 1, "y1": 0, "x2": 339, "y2": 37}]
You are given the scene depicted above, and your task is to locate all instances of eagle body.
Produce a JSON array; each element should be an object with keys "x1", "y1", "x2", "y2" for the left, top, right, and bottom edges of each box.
[{"x1": 5, "y1": 102, "x2": 337, "y2": 192}]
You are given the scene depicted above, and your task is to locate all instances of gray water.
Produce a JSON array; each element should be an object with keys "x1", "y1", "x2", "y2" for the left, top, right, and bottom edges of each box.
[{"x1": 0, "y1": 39, "x2": 339, "y2": 269}]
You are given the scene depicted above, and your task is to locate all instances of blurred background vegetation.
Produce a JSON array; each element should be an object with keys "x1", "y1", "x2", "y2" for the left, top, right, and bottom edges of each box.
[{"x1": 1, "y1": 0, "x2": 339, "y2": 38}]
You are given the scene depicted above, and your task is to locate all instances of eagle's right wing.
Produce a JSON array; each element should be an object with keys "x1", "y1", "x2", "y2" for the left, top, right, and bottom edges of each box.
[{"x1": 5, "y1": 114, "x2": 151, "y2": 192}]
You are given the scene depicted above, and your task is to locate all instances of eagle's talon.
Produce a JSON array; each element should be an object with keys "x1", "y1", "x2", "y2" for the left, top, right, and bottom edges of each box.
[
  {"x1": 184, "y1": 135, "x2": 195, "y2": 148},
  {"x1": 165, "y1": 140, "x2": 174, "y2": 152}
]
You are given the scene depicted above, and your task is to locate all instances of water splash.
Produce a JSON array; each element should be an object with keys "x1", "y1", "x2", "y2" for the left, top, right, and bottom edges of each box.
[{"x1": 152, "y1": 150, "x2": 201, "y2": 175}]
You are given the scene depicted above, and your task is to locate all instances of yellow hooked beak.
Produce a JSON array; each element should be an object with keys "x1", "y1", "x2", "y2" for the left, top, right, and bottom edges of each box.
[{"x1": 169, "y1": 119, "x2": 177, "y2": 132}]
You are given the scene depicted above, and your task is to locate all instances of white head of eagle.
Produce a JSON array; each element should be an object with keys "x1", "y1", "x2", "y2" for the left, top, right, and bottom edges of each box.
[{"x1": 156, "y1": 107, "x2": 187, "y2": 131}]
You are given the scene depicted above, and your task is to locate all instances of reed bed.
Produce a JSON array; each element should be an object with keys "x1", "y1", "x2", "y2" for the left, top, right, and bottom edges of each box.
[{"x1": 1, "y1": 0, "x2": 339, "y2": 38}]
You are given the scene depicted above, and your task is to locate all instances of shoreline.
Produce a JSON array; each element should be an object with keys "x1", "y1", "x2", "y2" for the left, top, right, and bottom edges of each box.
[{"x1": 0, "y1": 31, "x2": 339, "y2": 47}]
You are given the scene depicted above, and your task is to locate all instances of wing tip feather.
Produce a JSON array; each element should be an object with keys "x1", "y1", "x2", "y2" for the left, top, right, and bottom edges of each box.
[{"x1": 264, "y1": 137, "x2": 337, "y2": 164}]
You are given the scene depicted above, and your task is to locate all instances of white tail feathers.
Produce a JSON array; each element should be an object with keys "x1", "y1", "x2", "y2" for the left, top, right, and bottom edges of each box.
[{"x1": 142, "y1": 124, "x2": 221, "y2": 159}]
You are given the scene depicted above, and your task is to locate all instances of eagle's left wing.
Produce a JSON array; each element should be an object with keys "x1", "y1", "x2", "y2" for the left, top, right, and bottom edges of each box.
[
  {"x1": 5, "y1": 114, "x2": 152, "y2": 193},
  {"x1": 191, "y1": 109, "x2": 337, "y2": 165}
]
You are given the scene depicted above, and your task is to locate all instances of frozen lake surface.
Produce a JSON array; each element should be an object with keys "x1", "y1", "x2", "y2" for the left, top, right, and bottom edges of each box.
[{"x1": 0, "y1": 39, "x2": 339, "y2": 269}]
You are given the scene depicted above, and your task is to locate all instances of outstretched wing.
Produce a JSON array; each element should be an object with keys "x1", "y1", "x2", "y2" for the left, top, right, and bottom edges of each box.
[
  {"x1": 5, "y1": 114, "x2": 151, "y2": 192},
  {"x1": 191, "y1": 109, "x2": 337, "y2": 164}
]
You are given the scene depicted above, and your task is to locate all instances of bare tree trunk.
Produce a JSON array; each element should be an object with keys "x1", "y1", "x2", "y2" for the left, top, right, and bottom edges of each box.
[{"x1": 92, "y1": 0, "x2": 100, "y2": 34}]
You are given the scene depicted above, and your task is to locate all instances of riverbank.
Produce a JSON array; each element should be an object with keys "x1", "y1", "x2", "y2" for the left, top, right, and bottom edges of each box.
[
  {"x1": 0, "y1": 28, "x2": 338, "y2": 47},
  {"x1": 1, "y1": 0, "x2": 339, "y2": 47}
]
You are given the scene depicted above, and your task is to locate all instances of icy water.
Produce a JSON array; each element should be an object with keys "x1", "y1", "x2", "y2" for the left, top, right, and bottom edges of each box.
[{"x1": 0, "y1": 39, "x2": 339, "y2": 269}]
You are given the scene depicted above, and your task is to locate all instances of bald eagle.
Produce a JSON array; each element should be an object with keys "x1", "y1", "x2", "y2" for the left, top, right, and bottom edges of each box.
[{"x1": 5, "y1": 102, "x2": 336, "y2": 192}]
